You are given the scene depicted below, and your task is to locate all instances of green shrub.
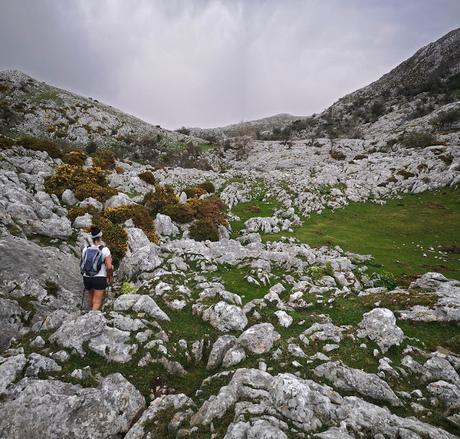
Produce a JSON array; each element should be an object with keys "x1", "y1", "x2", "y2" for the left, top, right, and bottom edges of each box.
[
  {"x1": 92, "y1": 149, "x2": 116, "y2": 170},
  {"x1": 104, "y1": 205, "x2": 159, "y2": 244},
  {"x1": 0, "y1": 135, "x2": 14, "y2": 149},
  {"x1": 187, "y1": 196, "x2": 227, "y2": 226},
  {"x1": 17, "y1": 135, "x2": 63, "y2": 159},
  {"x1": 164, "y1": 203, "x2": 196, "y2": 224},
  {"x1": 198, "y1": 180, "x2": 215, "y2": 193},
  {"x1": 373, "y1": 270, "x2": 397, "y2": 290},
  {"x1": 74, "y1": 182, "x2": 117, "y2": 202},
  {"x1": 143, "y1": 185, "x2": 178, "y2": 216},
  {"x1": 189, "y1": 219, "x2": 219, "y2": 241},
  {"x1": 85, "y1": 141, "x2": 98, "y2": 154},
  {"x1": 44, "y1": 164, "x2": 116, "y2": 201},
  {"x1": 67, "y1": 206, "x2": 97, "y2": 223},
  {"x1": 432, "y1": 108, "x2": 460, "y2": 130},
  {"x1": 63, "y1": 149, "x2": 87, "y2": 166},
  {"x1": 398, "y1": 132, "x2": 436, "y2": 148},
  {"x1": 91, "y1": 214, "x2": 128, "y2": 263},
  {"x1": 184, "y1": 185, "x2": 207, "y2": 198},
  {"x1": 138, "y1": 170, "x2": 156, "y2": 185}
]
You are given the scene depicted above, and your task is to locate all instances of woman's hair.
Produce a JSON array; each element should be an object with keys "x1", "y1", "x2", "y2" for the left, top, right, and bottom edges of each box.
[{"x1": 90, "y1": 225, "x2": 102, "y2": 240}]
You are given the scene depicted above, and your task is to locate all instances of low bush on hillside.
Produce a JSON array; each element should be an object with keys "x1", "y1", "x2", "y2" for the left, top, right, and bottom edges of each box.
[
  {"x1": 184, "y1": 185, "x2": 207, "y2": 199},
  {"x1": 143, "y1": 184, "x2": 178, "y2": 216},
  {"x1": 189, "y1": 219, "x2": 219, "y2": 241},
  {"x1": 138, "y1": 170, "x2": 156, "y2": 185},
  {"x1": 198, "y1": 180, "x2": 216, "y2": 193},
  {"x1": 398, "y1": 131, "x2": 436, "y2": 148},
  {"x1": 92, "y1": 149, "x2": 116, "y2": 170},
  {"x1": 67, "y1": 206, "x2": 97, "y2": 223},
  {"x1": 432, "y1": 108, "x2": 460, "y2": 130},
  {"x1": 91, "y1": 213, "x2": 128, "y2": 263},
  {"x1": 164, "y1": 203, "x2": 196, "y2": 224},
  {"x1": 16, "y1": 135, "x2": 64, "y2": 159},
  {"x1": 104, "y1": 205, "x2": 159, "y2": 244},
  {"x1": 44, "y1": 164, "x2": 116, "y2": 201},
  {"x1": 63, "y1": 149, "x2": 87, "y2": 166}
]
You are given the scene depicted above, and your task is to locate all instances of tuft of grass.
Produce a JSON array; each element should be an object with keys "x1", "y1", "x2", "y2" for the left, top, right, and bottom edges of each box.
[{"x1": 230, "y1": 199, "x2": 282, "y2": 236}]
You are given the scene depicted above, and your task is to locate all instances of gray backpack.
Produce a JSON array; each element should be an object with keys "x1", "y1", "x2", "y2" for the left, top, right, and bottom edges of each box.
[{"x1": 80, "y1": 245, "x2": 105, "y2": 276}]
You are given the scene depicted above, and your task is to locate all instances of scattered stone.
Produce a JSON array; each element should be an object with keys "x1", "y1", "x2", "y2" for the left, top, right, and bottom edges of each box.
[{"x1": 357, "y1": 308, "x2": 404, "y2": 352}]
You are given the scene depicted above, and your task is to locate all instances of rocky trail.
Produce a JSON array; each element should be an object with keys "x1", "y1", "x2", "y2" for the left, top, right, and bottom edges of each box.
[{"x1": 1, "y1": 28, "x2": 460, "y2": 439}]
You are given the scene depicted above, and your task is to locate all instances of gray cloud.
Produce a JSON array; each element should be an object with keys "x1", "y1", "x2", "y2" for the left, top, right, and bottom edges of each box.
[{"x1": 1, "y1": 0, "x2": 459, "y2": 128}]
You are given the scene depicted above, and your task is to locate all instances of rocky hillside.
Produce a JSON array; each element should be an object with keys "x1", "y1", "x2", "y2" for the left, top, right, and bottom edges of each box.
[
  {"x1": 0, "y1": 70, "x2": 210, "y2": 167},
  {"x1": 0, "y1": 28, "x2": 460, "y2": 439},
  {"x1": 186, "y1": 113, "x2": 304, "y2": 142}
]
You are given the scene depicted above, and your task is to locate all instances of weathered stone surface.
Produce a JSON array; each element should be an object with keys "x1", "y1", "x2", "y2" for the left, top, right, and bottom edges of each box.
[
  {"x1": 207, "y1": 335, "x2": 237, "y2": 370},
  {"x1": 89, "y1": 327, "x2": 138, "y2": 363},
  {"x1": 0, "y1": 354, "x2": 26, "y2": 394},
  {"x1": 49, "y1": 311, "x2": 107, "y2": 356},
  {"x1": 202, "y1": 301, "x2": 248, "y2": 332},
  {"x1": 222, "y1": 345, "x2": 246, "y2": 368},
  {"x1": 274, "y1": 310, "x2": 293, "y2": 328},
  {"x1": 104, "y1": 193, "x2": 135, "y2": 209},
  {"x1": 238, "y1": 323, "x2": 280, "y2": 354},
  {"x1": 357, "y1": 308, "x2": 404, "y2": 352},
  {"x1": 0, "y1": 298, "x2": 25, "y2": 352},
  {"x1": 118, "y1": 244, "x2": 162, "y2": 280},
  {"x1": 25, "y1": 353, "x2": 61, "y2": 376},
  {"x1": 61, "y1": 189, "x2": 77, "y2": 206},
  {"x1": 126, "y1": 393, "x2": 194, "y2": 439},
  {"x1": 0, "y1": 374, "x2": 145, "y2": 439},
  {"x1": 113, "y1": 294, "x2": 170, "y2": 321},
  {"x1": 313, "y1": 361, "x2": 401, "y2": 406},
  {"x1": 154, "y1": 213, "x2": 179, "y2": 236}
]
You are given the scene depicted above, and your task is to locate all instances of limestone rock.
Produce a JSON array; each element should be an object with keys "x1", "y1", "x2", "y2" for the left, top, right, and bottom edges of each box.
[
  {"x1": 207, "y1": 335, "x2": 237, "y2": 370},
  {"x1": 49, "y1": 311, "x2": 107, "y2": 356},
  {"x1": 104, "y1": 193, "x2": 135, "y2": 209},
  {"x1": 357, "y1": 308, "x2": 404, "y2": 352},
  {"x1": 313, "y1": 361, "x2": 401, "y2": 406},
  {"x1": 0, "y1": 354, "x2": 26, "y2": 395},
  {"x1": 154, "y1": 213, "x2": 179, "y2": 236},
  {"x1": 201, "y1": 301, "x2": 248, "y2": 332},
  {"x1": 238, "y1": 323, "x2": 281, "y2": 354},
  {"x1": 0, "y1": 374, "x2": 145, "y2": 439}
]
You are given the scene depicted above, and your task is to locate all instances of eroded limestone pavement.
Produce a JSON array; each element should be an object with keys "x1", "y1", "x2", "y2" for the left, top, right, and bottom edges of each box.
[{"x1": 0, "y1": 138, "x2": 460, "y2": 439}]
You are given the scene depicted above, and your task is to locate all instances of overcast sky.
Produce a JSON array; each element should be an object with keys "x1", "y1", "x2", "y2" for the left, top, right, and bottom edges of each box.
[{"x1": 1, "y1": 0, "x2": 459, "y2": 129}]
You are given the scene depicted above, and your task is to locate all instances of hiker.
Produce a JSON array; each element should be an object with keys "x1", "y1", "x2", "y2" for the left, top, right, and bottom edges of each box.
[{"x1": 80, "y1": 226, "x2": 113, "y2": 311}]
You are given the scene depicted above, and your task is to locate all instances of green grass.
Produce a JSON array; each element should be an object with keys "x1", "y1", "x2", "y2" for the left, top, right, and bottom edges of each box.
[
  {"x1": 266, "y1": 186, "x2": 460, "y2": 283},
  {"x1": 230, "y1": 199, "x2": 282, "y2": 236}
]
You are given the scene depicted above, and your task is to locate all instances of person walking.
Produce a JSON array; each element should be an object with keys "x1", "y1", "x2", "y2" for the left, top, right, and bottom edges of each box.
[{"x1": 80, "y1": 226, "x2": 113, "y2": 311}]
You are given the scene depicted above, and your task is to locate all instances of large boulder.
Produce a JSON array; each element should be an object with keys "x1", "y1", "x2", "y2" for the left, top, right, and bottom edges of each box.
[
  {"x1": 0, "y1": 298, "x2": 25, "y2": 352},
  {"x1": 237, "y1": 323, "x2": 280, "y2": 354},
  {"x1": 0, "y1": 354, "x2": 26, "y2": 395},
  {"x1": 0, "y1": 235, "x2": 82, "y2": 313},
  {"x1": 104, "y1": 193, "x2": 136, "y2": 209},
  {"x1": 0, "y1": 374, "x2": 145, "y2": 439},
  {"x1": 357, "y1": 308, "x2": 404, "y2": 352},
  {"x1": 113, "y1": 294, "x2": 169, "y2": 321},
  {"x1": 201, "y1": 301, "x2": 248, "y2": 332},
  {"x1": 49, "y1": 311, "x2": 107, "y2": 356},
  {"x1": 313, "y1": 361, "x2": 401, "y2": 406},
  {"x1": 154, "y1": 213, "x2": 179, "y2": 237}
]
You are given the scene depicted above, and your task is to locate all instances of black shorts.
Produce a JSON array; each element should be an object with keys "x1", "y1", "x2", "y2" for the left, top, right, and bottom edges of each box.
[{"x1": 83, "y1": 276, "x2": 108, "y2": 291}]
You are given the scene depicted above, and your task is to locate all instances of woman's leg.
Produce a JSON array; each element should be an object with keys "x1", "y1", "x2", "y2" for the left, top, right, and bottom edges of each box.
[
  {"x1": 92, "y1": 289, "x2": 105, "y2": 311},
  {"x1": 88, "y1": 289, "x2": 95, "y2": 309}
]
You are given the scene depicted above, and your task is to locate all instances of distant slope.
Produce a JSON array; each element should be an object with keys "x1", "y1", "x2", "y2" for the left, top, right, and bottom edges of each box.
[
  {"x1": 186, "y1": 113, "x2": 304, "y2": 141},
  {"x1": 189, "y1": 28, "x2": 460, "y2": 143},
  {"x1": 0, "y1": 70, "x2": 208, "y2": 167}
]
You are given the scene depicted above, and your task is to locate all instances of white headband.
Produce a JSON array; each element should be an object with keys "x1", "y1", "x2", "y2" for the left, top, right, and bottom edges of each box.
[{"x1": 91, "y1": 231, "x2": 103, "y2": 239}]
